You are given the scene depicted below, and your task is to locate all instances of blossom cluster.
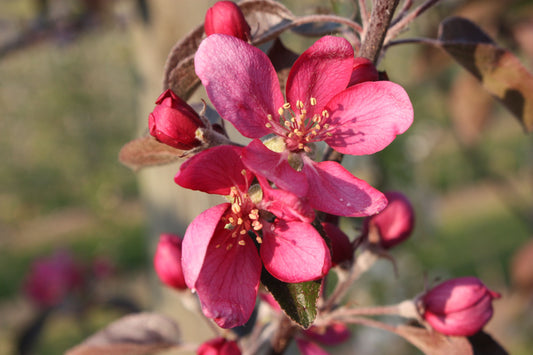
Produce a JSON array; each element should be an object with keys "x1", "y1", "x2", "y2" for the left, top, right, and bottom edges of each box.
[{"x1": 147, "y1": 1, "x2": 500, "y2": 349}]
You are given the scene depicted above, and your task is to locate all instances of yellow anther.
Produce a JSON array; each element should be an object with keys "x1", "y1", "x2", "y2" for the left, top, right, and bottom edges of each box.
[
  {"x1": 290, "y1": 117, "x2": 296, "y2": 123},
  {"x1": 323, "y1": 123, "x2": 330, "y2": 129},
  {"x1": 295, "y1": 130, "x2": 304, "y2": 137},
  {"x1": 267, "y1": 114, "x2": 273, "y2": 120},
  {"x1": 304, "y1": 146, "x2": 311, "y2": 153},
  {"x1": 237, "y1": 217, "x2": 243, "y2": 225},
  {"x1": 284, "y1": 121, "x2": 291, "y2": 127},
  {"x1": 322, "y1": 110, "x2": 329, "y2": 118},
  {"x1": 287, "y1": 132, "x2": 294, "y2": 138},
  {"x1": 283, "y1": 102, "x2": 291, "y2": 109},
  {"x1": 252, "y1": 221, "x2": 263, "y2": 230},
  {"x1": 326, "y1": 132, "x2": 333, "y2": 137},
  {"x1": 249, "y1": 211, "x2": 259, "y2": 220},
  {"x1": 300, "y1": 109, "x2": 307, "y2": 116},
  {"x1": 310, "y1": 97, "x2": 317, "y2": 106},
  {"x1": 256, "y1": 236, "x2": 263, "y2": 244},
  {"x1": 228, "y1": 217, "x2": 235, "y2": 223},
  {"x1": 296, "y1": 100, "x2": 304, "y2": 109},
  {"x1": 226, "y1": 243, "x2": 233, "y2": 250},
  {"x1": 238, "y1": 240, "x2": 246, "y2": 246},
  {"x1": 315, "y1": 124, "x2": 321, "y2": 130},
  {"x1": 232, "y1": 203, "x2": 241, "y2": 214},
  {"x1": 278, "y1": 107, "x2": 284, "y2": 115},
  {"x1": 216, "y1": 244, "x2": 221, "y2": 248},
  {"x1": 240, "y1": 229, "x2": 247, "y2": 235},
  {"x1": 298, "y1": 143, "x2": 304, "y2": 150},
  {"x1": 241, "y1": 169, "x2": 247, "y2": 176},
  {"x1": 265, "y1": 122, "x2": 272, "y2": 128}
]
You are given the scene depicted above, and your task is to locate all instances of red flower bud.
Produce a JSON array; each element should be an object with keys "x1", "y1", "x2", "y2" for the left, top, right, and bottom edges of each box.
[
  {"x1": 23, "y1": 250, "x2": 83, "y2": 308},
  {"x1": 148, "y1": 89, "x2": 205, "y2": 150},
  {"x1": 421, "y1": 277, "x2": 501, "y2": 336},
  {"x1": 321, "y1": 222, "x2": 353, "y2": 266},
  {"x1": 348, "y1": 57, "x2": 379, "y2": 86},
  {"x1": 204, "y1": 1, "x2": 251, "y2": 42},
  {"x1": 364, "y1": 191, "x2": 415, "y2": 249},
  {"x1": 154, "y1": 234, "x2": 187, "y2": 290},
  {"x1": 197, "y1": 337, "x2": 241, "y2": 355},
  {"x1": 303, "y1": 322, "x2": 351, "y2": 346}
]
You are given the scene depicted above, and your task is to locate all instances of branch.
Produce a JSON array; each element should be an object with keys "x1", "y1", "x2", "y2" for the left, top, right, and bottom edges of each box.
[{"x1": 358, "y1": 0, "x2": 401, "y2": 63}]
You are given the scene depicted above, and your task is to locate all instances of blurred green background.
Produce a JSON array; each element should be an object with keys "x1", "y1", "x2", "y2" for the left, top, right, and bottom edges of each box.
[{"x1": 1, "y1": 0, "x2": 532, "y2": 354}]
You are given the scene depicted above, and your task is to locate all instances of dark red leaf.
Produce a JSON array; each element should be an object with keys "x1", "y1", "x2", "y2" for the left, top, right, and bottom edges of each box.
[{"x1": 66, "y1": 312, "x2": 181, "y2": 355}]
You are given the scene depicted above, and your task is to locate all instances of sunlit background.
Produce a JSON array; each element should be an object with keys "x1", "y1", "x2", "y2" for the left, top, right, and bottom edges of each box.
[{"x1": 1, "y1": 0, "x2": 532, "y2": 354}]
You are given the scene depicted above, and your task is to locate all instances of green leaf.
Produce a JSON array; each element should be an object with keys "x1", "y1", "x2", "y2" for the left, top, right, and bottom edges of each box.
[
  {"x1": 260, "y1": 268, "x2": 321, "y2": 329},
  {"x1": 437, "y1": 16, "x2": 533, "y2": 132}
]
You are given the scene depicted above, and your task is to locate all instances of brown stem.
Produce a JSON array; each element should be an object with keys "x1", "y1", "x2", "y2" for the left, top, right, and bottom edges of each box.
[
  {"x1": 358, "y1": 0, "x2": 401, "y2": 63},
  {"x1": 267, "y1": 314, "x2": 297, "y2": 355}
]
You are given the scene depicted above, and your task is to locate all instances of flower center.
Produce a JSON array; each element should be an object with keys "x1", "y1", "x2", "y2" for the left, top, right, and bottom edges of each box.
[
  {"x1": 217, "y1": 184, "x2": 263, "y2": 250},
  {"x1": 264, "y1": 97, "x2": 333, "y2": 153}
]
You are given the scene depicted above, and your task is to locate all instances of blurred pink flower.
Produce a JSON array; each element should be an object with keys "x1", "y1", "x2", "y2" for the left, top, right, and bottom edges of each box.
[
  {"x1": 175, "y1": 145, "x2": 331, "y2": 328},
  {"x1": 363, "y1": 191, "x2": 415, "y2": 249},
  {"x1": 154, "y1": 234, "x2": 187, "y2": 291},
  {"x1": 197, "y1": 337, "x2": 241, "y2": 355},
  {"x1": 420, "y1": 276, "x2": 501, "y2": 336},
  {"x1": 204, "y1": 1, "x2": 250, "y2": 42},
  {"x1": 23, "y1": 250, "x2": 83, "y2": 308},
  {"x1": 195, "y1": 34, "x2": 412, "y2": 217}
]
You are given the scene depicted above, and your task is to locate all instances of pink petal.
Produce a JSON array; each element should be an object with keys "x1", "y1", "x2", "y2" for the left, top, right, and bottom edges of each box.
[
  {"x1": 182, "y1": 203, "x2": 230, "y2": 289},
  {"x1": 302, "y1": 159, "x2": 387, "y2": 217},
  {"x1": 195, "y1": 34, "x2": 284, "y2": 138},
  {"x1": 242, "y1": 139, "x2": 308, "y2": 197},
  {"x1": 324, "y1": 81, "x2": 413, "y2": 155},
  {"x1": 175, "y1": 145, "x2": 253, "y2": 195},
  {"x1": 296, "y1": 338, "x2": 331, "y2": 355},
  {"x1": 194, "y1": 225, "x2": 262, "y2": 329},
  {"x1": 261, "y1": 220, "x2": 331, "y2": 283},
  {"x1": 286, "y1": 36, "x2": 353, "y2": 118},
  {"x1": 257, "y1": 176, "x2": 315, "y2": 223}
]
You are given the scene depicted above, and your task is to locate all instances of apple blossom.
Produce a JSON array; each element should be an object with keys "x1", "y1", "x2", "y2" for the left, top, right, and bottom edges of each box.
[
  {"x1": 197, "y1": 337, "x2": 241, "y2": 355},
  {"x1": 194, "y1": 34, "x2": 413, "y2": 217},
  {"x1": 154, "y1": 233, "x2": 187, "y2": 290},
  {"x1": 204, "y1": 1, "x2": 250, "y2": 42},
  {"x1": 420, "y1": 276, "x2": 501, "y2": 336},
  {"x1": 175, "y1": 145, "x2": 331, "y2": 328}
]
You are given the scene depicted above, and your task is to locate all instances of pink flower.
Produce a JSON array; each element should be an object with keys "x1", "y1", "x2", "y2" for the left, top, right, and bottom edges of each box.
[
  {"x1": 363, "y1": 191, "x2": 415, "y2": 249},
  {"x1": 197, "y1": 337, "x2": 241, "y2": 355},
  {"x1": 204, "y1": 1, "x2": 250, "y2": 42},
  {"x1": 296, "y1": 322, "x2": 351, "y2": 355},
  {"x1": 23, "y1": 250, "x2": 83, "y2": 308},
  {"x1": 175, "y1": 145, "x2": 331, "y2": 328},
  {"x1": 420, "y1": 276, "x2": 501, "y2": 336},
  {"x1": 195, "y1": 35, "x2": 413, "y2": 217},
  {"x1": 149, "y1": 89, "x2": 205, "y2": 150},
  {"x1": 154, "y1": 234, "x2": 187, "y2": 290}
]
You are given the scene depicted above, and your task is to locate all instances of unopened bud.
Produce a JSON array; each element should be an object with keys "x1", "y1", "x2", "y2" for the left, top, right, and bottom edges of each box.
[
  {"x1": 154, "y1": 234, "x2": 187, "y2": 290},
  {"x1": 204, "y1": 1, "x2": 251, "y2": 42},
  {"x1": 197, "y1": 337, "x2": 241, "y2": 355},
  {"x1": 149, "y1": 89, "x2": 205, "y2": 150},
  {"x1": 420, "y1": 276, "x2": 501, "y2": 336},
  {"x1": 348, "y1": 57, "x2": 379, "y2": 86},
  {"x1": 364, "y1": 191, "x2": 415, "y2": 249}
]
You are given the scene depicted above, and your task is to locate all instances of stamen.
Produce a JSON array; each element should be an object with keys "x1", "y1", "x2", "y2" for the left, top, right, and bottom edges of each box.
[
  {"x1": 267, "y1": 114, "x2": 273, "y2": 120},
  {"x1": 278, "y1": 107, "x2": 284, "y2": 115},
  {"x1": 322, "y1": 110, "x2": 329, "y2": 118},
  {"x1": 310, "y1": 97, "x2": 317, "y2": 106},
  {"x1": 238, "y1": 240, "x2": 246, "y2": 246},
  {"x1": 283, "y1": 102, "x2": 291, "y2": 109},
  {"x1": 226, "y1": 243, "x2": 233, "y2": 250},
  {"x1": 240, "y1": 229, "x2": 247, "y2": 235},
  {"x1": 237, "y1": 217, "x2": 243, "y2": 225},
  {"x1": 231, "y1": 203, "x2": 241, "y2": 214},
  {"x1": 265, "y1": 122, "x2": 272, "y2": 128},
  {"x1": 296, "y1": 100, "x2": 304, "y2": 109},
  {"x1": 256, "y1": 236, "x2": 263, "y2": 244}
]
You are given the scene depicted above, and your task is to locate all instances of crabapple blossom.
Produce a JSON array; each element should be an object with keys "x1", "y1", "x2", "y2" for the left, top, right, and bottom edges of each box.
[
  {"x1": 363, "y1": 191, "x2": 415, "y2": 249},
  {"x1": 175, "y1": 145, "x2": 331, "y2": 328},
  {"x1": 194, "y1": 34, "x2": 413, "y2": 217},
  {"x1": 204, "y1": 1, "x2": 250, "y2": 42},
  {"x1": 154, "y1": 234, "x2": 187, "y2": 290},
  {"x1": 148, "y1": 89, "x2": 205, "y2": 150},
  {"x1": 197, "y1": 337, "x2": 241, "y2": 355},
  {"x1": 420, "y1": 276, "x2": 501, "y2": 336}
]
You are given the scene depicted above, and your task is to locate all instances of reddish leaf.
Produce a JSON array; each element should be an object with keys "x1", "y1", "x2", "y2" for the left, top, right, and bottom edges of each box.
[
  {"x1": 66, "y1": 312, "x2": 181, "y2": 355},
  {"x1": 163, "y1": 24, "x2": 204, "y2": 100},
  {"x1": 394, "y1": 324, "x2": 473, "y2": 355},
  {"x1": 240, "y1": 0, "x2": 295, "y2": 43},
  {"x1": 437, "y1": 16, "x2": 533, "y2": 132},
  {"x1": 118, "y1": 135, "x2": 182, "y2": 171}
]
